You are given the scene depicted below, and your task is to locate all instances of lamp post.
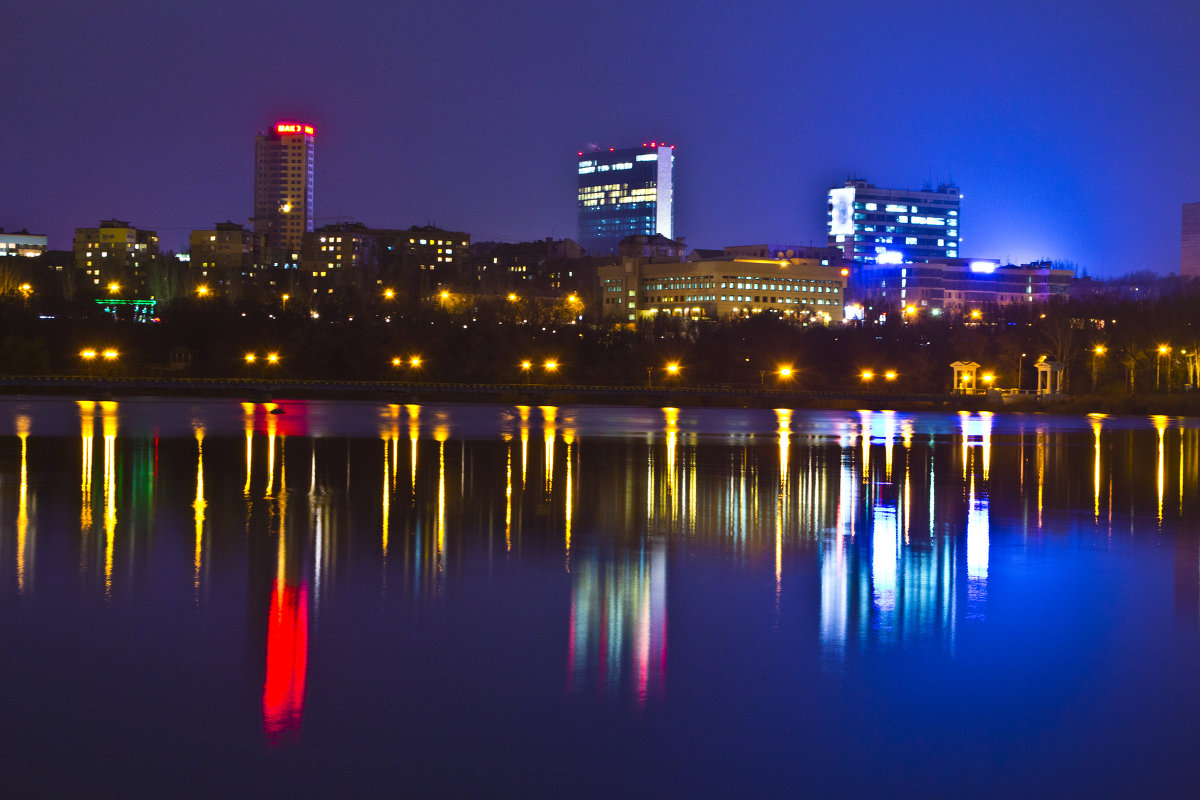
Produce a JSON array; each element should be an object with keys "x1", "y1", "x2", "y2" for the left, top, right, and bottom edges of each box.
[
  {"x1": 1157, "y1": 345, "x2": 1170, "y2": 391},
  {"x1": 1017, "y1": 353, "x2": 1026, "y2": 391},
  {"x1": 1092, "y1": 345, "x2": 1106, "y2": 392}
]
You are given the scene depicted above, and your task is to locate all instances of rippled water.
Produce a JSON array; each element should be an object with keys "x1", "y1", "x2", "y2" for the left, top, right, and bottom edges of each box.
[{"x1": 1, "y1": 398, "x2": 1198, "y2": 796}]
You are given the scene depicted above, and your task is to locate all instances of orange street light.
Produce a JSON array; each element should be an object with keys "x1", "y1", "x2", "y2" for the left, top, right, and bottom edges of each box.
[
  {"x1": 391, "y1": 357, "x2": 403, "y2": 367},
  {"x1": 885, "y1": 370, "x2": 897, "y2": 381},
  {"x1": 102, "y1": 349, "x2": 119, "y2": 361},
  {"x1": 196, "y1": 285, "x2": 210, "y2": 297},
  {"x1": 107, "y1": 282, "x2": 121, "y2": 294},
  {"x1": 666, "y1": 362, "x2": 680, "y2": 376},
  {"x1": 409, "y1": 356, "x2": 422, "y2": 368},
  {"x1": 970, "y1": 309, "x2": 982, "y2": 320},
  {"x1": 266, "y1": 352, "x2": 279, "y2": 365},
  {"x1": 244, "y1": 353, "x2": 257, "y2": 364},
  {"x1": 80, "y1": 349, "x2": 97, "y2": 360},
  {"x1": 778, "y1": 366, "x2": 794, "y2": 380},
  {"x1": 508, "y1": 293, "x2": 519, "y2": 302},
  {"x1": 860, "y1": 370, "x2": 874, "y2": 381},
  {"x1": 544, "y1": 359, "x2": 559, "y2": 372},
  {"x1": 383, "y1": 288, "x2": 395, "y2": 300}
]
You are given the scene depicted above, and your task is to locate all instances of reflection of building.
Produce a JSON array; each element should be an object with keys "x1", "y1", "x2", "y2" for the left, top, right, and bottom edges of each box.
[
  {"x1": 820, "y1": 411, "x2": 992, "y2": 660},
  {"x1": 828, "y1": 178, "x2": 961, "y2": 265},
  {"x1": 73, "y1": 219, "x2": 160, "y2": 296},
  {"x1": 568, "y1": 544, "x2": 667, "y2": 704},
  {"x1": 578, "y1": 144, "x2": 674, "y2": 257},
  {"x1": 254, "y1": 122, "x2": 315, "y2": 254},
  {"x1": 599, "y1": 255, "x2": 847, "y2": 323}
]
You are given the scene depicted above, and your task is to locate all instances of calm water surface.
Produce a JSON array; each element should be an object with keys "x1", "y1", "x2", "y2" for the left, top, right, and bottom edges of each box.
[{"x1": 1, "y1": 398, "x2": 1199, "y2": 797}]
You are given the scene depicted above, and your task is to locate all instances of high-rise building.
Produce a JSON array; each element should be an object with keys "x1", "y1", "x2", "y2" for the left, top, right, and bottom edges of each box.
[
  {"x1": 1182, "y1": 202, "x2": 1200, "y2": 277},
  {"x1": 577, "y1": 143, "x2": 674, "y2": 258},
  {"x1": 254, "y1": 121, "x2": 315, "y2": 254},
  {"x1": 73, "y1": 219, "x2": 159, "y2": 296},
  {"x1": 827, "y1": 178, "x2": 961, "y2": 265}
]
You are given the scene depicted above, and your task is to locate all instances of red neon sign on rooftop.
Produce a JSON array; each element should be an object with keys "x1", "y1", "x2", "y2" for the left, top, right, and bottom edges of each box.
[{"x1": 276, "y1": 122, "x2": 315, "y2": 136}]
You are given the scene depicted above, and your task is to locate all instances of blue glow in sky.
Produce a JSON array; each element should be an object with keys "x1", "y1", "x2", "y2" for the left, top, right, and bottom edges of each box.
[{"x1": 5, "y1": 0, "x2": 1200, "y2": 275}]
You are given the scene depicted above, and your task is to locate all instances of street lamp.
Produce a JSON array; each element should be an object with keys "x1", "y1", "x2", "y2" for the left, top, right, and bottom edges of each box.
[
  {"x1": 1157, "y1": 344, "x2": 1170, "y2": 391},
  {"x1": 107, "y1": 282, "x2": 121, "y2": 295},
  {"x1": 383, "y1": 288, "x2": 395, "y2": 300},
  {"x1": 1092, "y1": 345, "x2": 1106, "y2": 392},
  {"x1": 1017, "y1": 353, "x2": 1026, "y2": 391},
  {"x1": 266, "y1": 352, "x2": 279, "y2": 365},
  {"x1": 544, "y1": 359, "x2": 558, "y2": 373},
  {"x1": 196, "y1": 285, "x2": 210, "y2": 298},
  {"x1": 665, "y1": 362, "x2": 680, "y2": 377},
  {"x1": 860, "y1": 370, "x2": 874, "y2": 382},
  {"x1": 885, "y1": 370, "x2": 898, "y2": 381}
]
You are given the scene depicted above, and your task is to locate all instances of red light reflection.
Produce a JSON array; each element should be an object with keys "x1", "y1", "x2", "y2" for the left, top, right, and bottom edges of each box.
[{"x1": 262, "y1": 580, "x2": 309, "y2": 747}]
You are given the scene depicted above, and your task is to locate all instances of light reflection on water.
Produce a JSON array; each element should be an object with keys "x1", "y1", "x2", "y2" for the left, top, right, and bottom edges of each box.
[{"x1": 2, "y1": 398, "x2": 1200, "y2": 794}]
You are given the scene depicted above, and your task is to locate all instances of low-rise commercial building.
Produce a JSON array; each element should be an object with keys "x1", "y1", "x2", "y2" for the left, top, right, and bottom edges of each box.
[
  {"x1": 860, "y1": 258, "x2": 1072, "y2": 314},
  {"x1": 0, "y1": 229, "x2": 48, "y2": 258},
  {"x1": 600, "y1": 256, "x2": 848, "y2": 323}
]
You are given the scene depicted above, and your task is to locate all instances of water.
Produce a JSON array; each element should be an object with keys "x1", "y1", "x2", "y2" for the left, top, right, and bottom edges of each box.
[{"x1": 1, "y1": 398, "x2": 1198, "y2": 796}]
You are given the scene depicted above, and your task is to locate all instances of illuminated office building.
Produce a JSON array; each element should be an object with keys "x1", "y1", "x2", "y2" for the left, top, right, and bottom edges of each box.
[
  {"x1": 599, "y1": 255, "x2": 847, "y2": 323},
  {"x1": 254, "y1": 121, "x2": 315, "y2": 254},
  {"x1": 578, "y1": 143, "x2": 674, "y2": 257},
  {"x1": 827, "y1": 178, "x2": 961, "y2": 265}
]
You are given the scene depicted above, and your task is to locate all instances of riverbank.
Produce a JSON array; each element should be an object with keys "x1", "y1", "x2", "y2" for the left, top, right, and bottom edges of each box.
[{"x1": 1, "y1": 374, "x2": 1198, "y2": 417}]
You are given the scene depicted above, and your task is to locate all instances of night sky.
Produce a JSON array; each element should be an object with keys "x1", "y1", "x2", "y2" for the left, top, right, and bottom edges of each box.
[{"x1": 5, "y1": 0, "x2": 1200, "y2": 275}]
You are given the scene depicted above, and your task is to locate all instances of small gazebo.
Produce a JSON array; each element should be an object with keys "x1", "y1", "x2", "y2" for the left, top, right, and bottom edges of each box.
[
  {"x1": 950, "y1": 361, "x2": 981, "y2": 394},
  {"x1": 1035, "y1": 360, "x2": 1065, "y2": 396}
]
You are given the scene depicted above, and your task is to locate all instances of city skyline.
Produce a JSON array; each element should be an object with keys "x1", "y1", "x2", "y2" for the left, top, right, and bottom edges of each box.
[{"x1": 5, "y1": 1, "x2": 1200, "y2": 275}]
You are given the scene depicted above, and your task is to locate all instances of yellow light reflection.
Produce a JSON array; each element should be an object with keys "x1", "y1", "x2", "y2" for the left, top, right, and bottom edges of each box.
[
  {"x1": 664, "y1": 408, "x2": 679, "y2": 504},
  {"x1": 435, "y1": 428, "x2": 448, "y2": 573},
  {"x1": 517, "y1": 405, "x2": 530, "y2": 489},
  {"x1": 504, "y1": 440, "x2": 513, "y2": 553},
  {"x1": 564, "y1": 432, "x2": 574, "y2": 571},
  {"x1": 193, "y1": 425, "x2": 206, "y2": 596},
  {"x1": 242, "y1": 402, "x2": 254, "y2": 496},
  {"x1": 1090, "y1": 416, "x2": 1104, "y2": 520},
  {"x1": 381, "y1": 437, "x2": 390, "y2": 558},
  {"x1": 79, "y1": 401, "x2": 95, "y2": 533},
  {"x1": 407, "y1": 404, "x2": 420, "y2": 498},
  {"x1": 1154, "y1": 415, "x2": 1167, "y2": 524},
  {"x1": 775, "y1": 409, "x2": 791, "y2": 600},
  {"x1": 541, "y1": 406, "x2": 557, "y2": 495},
  {"x1": 16, "y1": 414, "x2": 31, "y2": 593},
  {"x1": 101, "y1": 401, "x2": 118, "y2": 599},
  {"x1": 264, "y1": 403, "x2": 278, "y2": 497}
]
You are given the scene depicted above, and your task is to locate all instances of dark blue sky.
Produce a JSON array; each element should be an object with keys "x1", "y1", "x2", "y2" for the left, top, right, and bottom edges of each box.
[{"x1": 5, "y1": 0, "x2": 1199, "y2": 275}]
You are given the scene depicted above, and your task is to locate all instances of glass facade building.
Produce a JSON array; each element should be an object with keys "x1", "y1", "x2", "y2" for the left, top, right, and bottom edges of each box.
[
  {"x1": 577, "y1": 144, "x2": 673, "y2": 258},
  {"x1": 827, "y1": 178, "x2": 961, "y2": 265}
]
